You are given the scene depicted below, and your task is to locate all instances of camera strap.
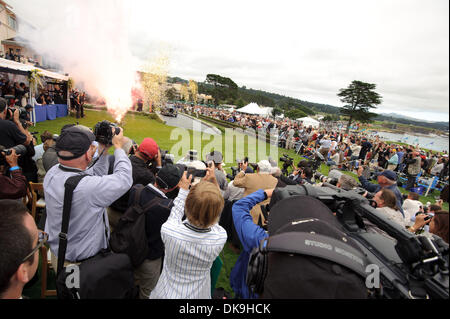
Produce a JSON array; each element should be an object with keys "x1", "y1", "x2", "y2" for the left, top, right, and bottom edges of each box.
[
  {"x1": 262, "y1": 231, "x2": 369, "y2": 278},
  {"x1": 57, "y1": 174, "x2": 88, "y2": 276}
]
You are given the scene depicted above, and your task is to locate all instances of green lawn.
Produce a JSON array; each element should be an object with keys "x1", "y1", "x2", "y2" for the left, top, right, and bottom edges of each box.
[{"x1": 24, "y1": 109, "x2": 447, "y2": 298}]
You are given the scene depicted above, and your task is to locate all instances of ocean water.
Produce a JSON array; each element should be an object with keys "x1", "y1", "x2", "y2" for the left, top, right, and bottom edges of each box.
[{"x1": 375, "y1": 131, "x2": 449, "y2": 152}]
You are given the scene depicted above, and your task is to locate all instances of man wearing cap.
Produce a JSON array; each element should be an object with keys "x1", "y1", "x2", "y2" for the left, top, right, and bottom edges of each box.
[
  {"x1": 357, "y1": 167, "x2": 404, "y2": 217},
  {"x1": 0, "y1": 97, "x2": 32, "y2": 149},
  {"x1": 107, "y1": 137, "x2": 161, "y2": 229},
  {"x1": 43, "y1": 125, "x2": 132, "y2": 269},
  {"x1": 233, "y1": 160, "x2": 278, "y2": 225},
  {"x1": 128, "y1": 164, "x2": 182, "y2": 299},
  {"x1": 205, "y1": 151, "x2": 228, "y2": 193}
]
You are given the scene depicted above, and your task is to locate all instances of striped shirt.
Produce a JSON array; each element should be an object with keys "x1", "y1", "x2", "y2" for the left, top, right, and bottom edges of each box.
[{"x1": 149, "y1": 188, "x2": 227, "y2": 299}]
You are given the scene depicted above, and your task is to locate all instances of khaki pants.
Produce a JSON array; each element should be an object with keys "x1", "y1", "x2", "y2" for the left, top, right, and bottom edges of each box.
[
  {"x1": 387, "y1": 164, "x2": 397, "y2": 171},
  {"x1": 50, "y1": 251, "x2": 81, "y2": 274},
  {"x1": 134, "y1": 258, "x2": 162, "y2": 299}
]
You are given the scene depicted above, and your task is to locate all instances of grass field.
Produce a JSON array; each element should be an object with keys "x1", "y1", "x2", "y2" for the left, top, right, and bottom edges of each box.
[{"x1": 23, "y1": 109, "x2": 447, "y2": 298}]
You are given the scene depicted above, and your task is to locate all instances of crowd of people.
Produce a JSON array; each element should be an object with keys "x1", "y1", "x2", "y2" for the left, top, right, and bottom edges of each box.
[
  {"x1": 0, "y1": 77, "x2": 67, "y2": 108},
  {"x1": 0, "y1": 98, "x2": 449, "y2": 299},
  {"x1": 1, "y1": 51, "x2": 41, "y2": 68}
]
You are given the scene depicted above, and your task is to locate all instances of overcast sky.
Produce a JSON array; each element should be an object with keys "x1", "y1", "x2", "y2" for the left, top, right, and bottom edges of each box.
[{"x1": 9, "y1": 0, "x2": 449, "y2": 122}]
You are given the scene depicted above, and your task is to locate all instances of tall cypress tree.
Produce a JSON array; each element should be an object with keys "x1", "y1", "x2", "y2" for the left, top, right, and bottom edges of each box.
[{"x1": 338, "y1": 80, "x2": 382, "y2": 133}]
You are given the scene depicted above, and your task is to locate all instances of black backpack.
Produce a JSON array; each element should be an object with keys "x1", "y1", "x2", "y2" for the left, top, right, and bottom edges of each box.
[{"x1": 110, "y1": 184, "x2": 160, "y2": 268}]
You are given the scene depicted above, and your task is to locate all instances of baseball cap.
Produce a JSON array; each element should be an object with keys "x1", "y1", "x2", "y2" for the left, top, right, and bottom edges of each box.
[
  {"x1": 206, "y1": 150, "x2": 223, "y2": 164},
  {"x1": 138, "y1": 138, "x2": 159, "y2": 160},
  {"x1": 156, "y1": 164, "x2": 182, "y2": 190},
  {"x1": 55, "y1": 125, "x2": 95, "y2": 160},
  {"x1": 379, "y1": 170, "x2": 397, "y2": 181}
]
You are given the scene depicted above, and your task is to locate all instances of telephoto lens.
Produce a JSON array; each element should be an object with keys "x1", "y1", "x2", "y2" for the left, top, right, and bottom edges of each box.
[{"x1": 3, "y1": 144, "x2": 27, "y2": 156}]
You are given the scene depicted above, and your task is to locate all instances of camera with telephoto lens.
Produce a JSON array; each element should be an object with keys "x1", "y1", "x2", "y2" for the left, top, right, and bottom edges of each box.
[
  {"x1": 266, "y1": 183, "x2": 449, "y2": 299},
  {"x1": 226, "y1": 166, "x2": 239, "y2": 180},
  {"x1": 159, "y1": 149, "x2": 174, "y2": 166},
  {"x1": 93, "y1": 120, "x2": 120, "y2": 146},
  {"x1": 280, "y1": 154, "x2": 294, "y2": 175},
  {"x1": 313, "y1": 171, "x2": 338, "y2": 186},
  {"x1": 0, "y1": 144, "x2": 27, "y2": 156}
]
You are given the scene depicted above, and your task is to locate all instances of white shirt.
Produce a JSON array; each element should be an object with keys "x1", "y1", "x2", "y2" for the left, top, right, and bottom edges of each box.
[
  {"x1": 33, "y1": 143, "x2": 45, "y2": 161},
  {"x1": 376, "y1": 207, "x2": 405, "y2": 227},
  {"x1": 150, "y1": 188, "x2": 227, "y2": 299},
  {"x1": 402, "y1": 199, "x2": 422, "y2": 226}
]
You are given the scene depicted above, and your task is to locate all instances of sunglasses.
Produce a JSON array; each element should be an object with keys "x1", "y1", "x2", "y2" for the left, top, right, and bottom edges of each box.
[{"x1": 22, "y1": 231, "x2": 48, "y2": 263}]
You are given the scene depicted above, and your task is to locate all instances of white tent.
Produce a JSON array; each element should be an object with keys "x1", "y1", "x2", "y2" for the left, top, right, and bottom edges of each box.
[
  {"x1": 236, "y1": 102, "x2": 267, "y2": 115},
  {"x1": 296, "y1": 117, "x2": 320, "y2": 128}
]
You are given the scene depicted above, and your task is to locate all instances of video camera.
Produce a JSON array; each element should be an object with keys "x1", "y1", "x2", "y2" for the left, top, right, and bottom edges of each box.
[
  {"x1": 93, "y1": 120, "x2": 120, "y2": 146},
  {"x1": 280, "y1": 154, "x2": 294, "y2": 175},
  {"x1": 266, "y1": 183, "x2": 449, "y2": 299}
]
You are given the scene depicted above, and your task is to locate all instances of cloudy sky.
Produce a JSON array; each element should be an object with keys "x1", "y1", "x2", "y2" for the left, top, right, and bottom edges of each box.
[{"x1": 9, "y1": 0, "x2": 449, "y2": 121}]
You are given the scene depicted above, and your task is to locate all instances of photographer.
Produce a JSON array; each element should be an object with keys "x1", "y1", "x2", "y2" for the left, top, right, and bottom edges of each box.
[
  {"x1": 128, "y1": 164, "x2": 182, "y2": 299},
  {"x1": 404, "y1": 150, "x2": 421, "y2": 191},
  {"x1": 409, "y1": 210, "x2": 448, "y2": 244},
  {"x1": 44, "y1": 125, "x2": 132, "y2": 269},
  {"x1": 149, "y1": 167, "x2": 227, "y2": 299},
  {"x1": 206, "y1": 151, "x2": 228, "y2": 193},
  {"x1": 0, "y1": 97, "x2": 32, "y2": 149},
  {"x1": 0, "y1": 148, "x2": 28, "y2": 200},
  {"x1": 233, "y1": 160, "x2": 278, "y2": 226},
  {"x1": 108, "y1": 137, "x2": 159, "y2": 230}
]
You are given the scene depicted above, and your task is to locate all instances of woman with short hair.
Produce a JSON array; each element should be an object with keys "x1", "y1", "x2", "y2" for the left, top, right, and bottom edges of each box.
[{"x1": 149, "y1": 167, "x2": 227, "y2": 299}]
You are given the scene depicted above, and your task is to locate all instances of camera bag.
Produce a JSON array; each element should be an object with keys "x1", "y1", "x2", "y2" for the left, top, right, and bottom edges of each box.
[
  {"x1": 110, "y1": 184, "x2": 162, "y2": 268},
  {"x1": 56, "y1": 175, "x2": 135, "y2": 299}
]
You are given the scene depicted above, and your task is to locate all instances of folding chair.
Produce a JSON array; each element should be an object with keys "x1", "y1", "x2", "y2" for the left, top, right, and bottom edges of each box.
[
  {"x1": 40, "y1": 245, "x2": 57, "y2": 298},
  {"x1": 29, "y1": 182, "x2": 45, "y2": 221}
]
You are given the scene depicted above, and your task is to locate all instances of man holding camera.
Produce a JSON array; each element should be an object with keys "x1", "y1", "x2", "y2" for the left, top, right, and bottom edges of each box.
[
  {"x1": 233, "y1": 160, "x2": 278, "y2": 226},
  {"x1": 357, "y1": 168, "x2": 404, "y2": 217},
  {"x1": 107, "y1": 137, "x2": 160, "y2": 230},
  {"x1": 403, "y1": 150, "x2": 421, "y2": 191},
  {"x1": 0, "y1": 97, "x2": 32, "y2": 149},
  {"x1": 44, "y1": 125, "x2": 132, "y2": 269},
  {"x1": 0, "y1": 148, "x2": 28, "y2": 200}
]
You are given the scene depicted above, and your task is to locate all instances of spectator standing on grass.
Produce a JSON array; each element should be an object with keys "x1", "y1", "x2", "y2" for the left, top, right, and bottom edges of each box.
[{"x1": 149, "y1": 168, "x2": 227, "y2": 299}]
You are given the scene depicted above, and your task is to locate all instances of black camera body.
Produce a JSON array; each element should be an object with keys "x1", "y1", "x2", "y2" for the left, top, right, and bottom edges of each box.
[
  {"x1": 268, "y1": 184, "x2": 449, "y2": 299},
  {"x1": 93, "y1": 120, "x2": 120, "y2": 146},
  {"x1": 159, "y1": 149, "x2": 174, "y2": 166},
  {"x1": 226, "y1": 166, "x2": 239, "y2": 180},
  {"x1": 0, "y1": 144, "x2": 27, "y2": 157},
  {"x1": 280, "y1": 154, "x2": 294, "y2": 175}
]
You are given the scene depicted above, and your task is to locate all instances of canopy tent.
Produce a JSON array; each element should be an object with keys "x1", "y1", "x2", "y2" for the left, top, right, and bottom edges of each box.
[
  {"x1": 296, "y1": 117, "x2": 320, "y2": 128},
  {"x1": 1, "y1": 58, "x2": 70, "y2": 123},
  {"x1": 0, "y1": 58, "x2": 69, "y2": 81},
  {"x1": 236, "y1": 102, "x2": 268, "y2": 115}
]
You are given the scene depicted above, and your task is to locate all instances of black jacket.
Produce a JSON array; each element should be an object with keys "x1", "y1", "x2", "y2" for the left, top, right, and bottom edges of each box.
[
  {"x1": 128, "y1": 185, "x2": 174, "y2": 261},
  {"x1": 110, "y1": 155, "x2": 156, "y2": 212}
]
